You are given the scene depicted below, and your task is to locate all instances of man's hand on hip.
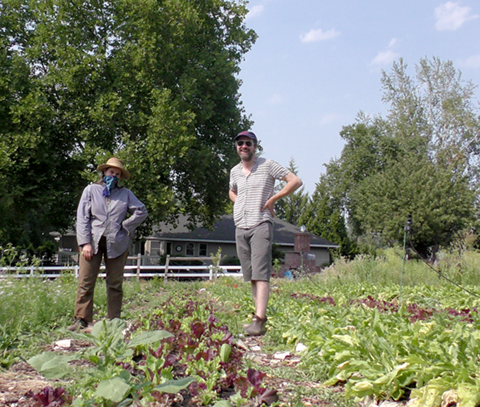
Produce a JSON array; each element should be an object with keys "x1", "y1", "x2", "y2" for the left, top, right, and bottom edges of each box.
[{"x1": 263, "y1": 198, "x2": 276, "y2": 217}]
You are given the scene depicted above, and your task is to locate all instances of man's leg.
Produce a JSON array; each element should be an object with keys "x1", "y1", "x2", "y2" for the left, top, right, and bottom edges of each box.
[
  {"x1": 104, "y1": 250, "x2": 128, "y2": 320},
  {"x1": 235, "y1": 227, "x2": 252, "y2": 282},
  {"x1": 251, "y1": 280, "x2": 269, "y2": 319},
  {"x1": 244, "y1": 222, "x2": 273, "y2": 336}
]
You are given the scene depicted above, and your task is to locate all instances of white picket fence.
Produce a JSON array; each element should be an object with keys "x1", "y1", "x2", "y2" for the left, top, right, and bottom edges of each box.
[{"x1": 0, "y1": 254, "x2": 242, "y2": 281}]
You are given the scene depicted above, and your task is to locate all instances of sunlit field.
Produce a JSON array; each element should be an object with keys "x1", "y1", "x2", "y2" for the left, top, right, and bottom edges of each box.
[{"x1": 1, "y1": 248, "x2": 480, "y2": 406}]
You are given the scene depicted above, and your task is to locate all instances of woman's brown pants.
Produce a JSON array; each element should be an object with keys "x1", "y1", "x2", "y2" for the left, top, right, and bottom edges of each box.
[{"x1": 74, "y1": 236, "x2": 128, "y2": 324}]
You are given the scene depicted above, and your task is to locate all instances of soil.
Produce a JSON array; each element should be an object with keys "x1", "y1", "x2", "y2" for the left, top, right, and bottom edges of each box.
[{"x1": 0, "y1": 362, "x2": 50, "y2": 406}]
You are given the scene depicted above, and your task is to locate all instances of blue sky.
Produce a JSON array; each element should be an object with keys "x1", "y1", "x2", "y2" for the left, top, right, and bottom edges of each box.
[{"x1": 237, "y1": 0, "x2": 480, "y2": 193}]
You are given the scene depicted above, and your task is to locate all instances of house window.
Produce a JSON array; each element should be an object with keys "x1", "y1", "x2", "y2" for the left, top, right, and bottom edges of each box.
[
  {"x1": 166, "y1": 242, "x2": 172, "y2": 255},
  {"x1": 186, "y1": 243, "x2": 195, "y2": 256},
  {"x1": 199, "y1": 243, "x2": 207, "y2": 257}
]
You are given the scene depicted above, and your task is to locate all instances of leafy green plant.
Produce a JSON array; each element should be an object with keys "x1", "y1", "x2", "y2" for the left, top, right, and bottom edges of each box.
[{"x1": 68, "y1": 319, "x2": 131, "y2": 368}]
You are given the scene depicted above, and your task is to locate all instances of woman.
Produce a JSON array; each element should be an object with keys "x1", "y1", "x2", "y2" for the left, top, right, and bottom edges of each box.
[{"x1": 67, "y1": 157, "x2": 148, "y2": 331}]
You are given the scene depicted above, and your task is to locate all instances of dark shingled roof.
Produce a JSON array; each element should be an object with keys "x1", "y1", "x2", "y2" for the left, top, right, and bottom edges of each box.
[{"x1": 149, "y1": 215, "x2": 339, "y2": 248}]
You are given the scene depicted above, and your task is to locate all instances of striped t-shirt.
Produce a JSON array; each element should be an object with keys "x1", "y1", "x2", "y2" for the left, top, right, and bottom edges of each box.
[{"x1": 229, "y1": 157, "x2": 289, "y2": 229}]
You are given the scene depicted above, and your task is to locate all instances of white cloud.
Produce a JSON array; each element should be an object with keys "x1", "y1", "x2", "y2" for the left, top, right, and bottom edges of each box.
[
  {"x1": 435, "y1": 2, "x2": 478, "y2": 31},
  {"x1": 320, "y1": 114, "x2": 342, "y2": 125},
  {"x1": 246, "y1": 5, "x2": 264, "y2": 20},
  {"x1": 371, "y1": 49, "x2": 401, "y2": 66},
  {"x1": 370, "y1": 38, "x2": 400, "y2": 67},
  {"x1": 299, "y1": 28, "x2": 341, "y2": 43},
  {"x1": 458, "y1": 54, "x2": 480, "y2": 68},
  {"x1": 268, "y1": 94, "x2": 284, "y2": 105},
  {"x1": 388, "y1": 38, "x2": 397, "y2": 48}
]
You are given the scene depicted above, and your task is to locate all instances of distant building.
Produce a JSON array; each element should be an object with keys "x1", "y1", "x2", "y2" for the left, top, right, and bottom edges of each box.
[
  {"x1": 52, "y1": 215, "x2": 339, "y2": 267},
  {"x1": 145, "y1": 215, "x2": 338, "y2": 268}
]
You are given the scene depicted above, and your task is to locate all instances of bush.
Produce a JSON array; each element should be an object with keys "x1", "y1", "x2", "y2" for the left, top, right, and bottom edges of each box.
[{"x1": 220, "y1": 256, "x2": 241, "y2": 266}]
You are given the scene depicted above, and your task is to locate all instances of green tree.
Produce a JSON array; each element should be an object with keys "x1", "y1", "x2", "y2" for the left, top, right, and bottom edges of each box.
[
  {"x1": 314, "y1": 57, "x2": 479, "y2": 254},
  {"x1": 350, "y1": 153, "x2": 475, "y2": 254},
  {"x1": 298, "y1": 174, "x2": 357, "y2": 258},
  {"x1": 274, "y1": 158, "x2": 308, "y2": 226},
  {"x1": 0, "y1": 0, "x2": 256, "y2": 246}
]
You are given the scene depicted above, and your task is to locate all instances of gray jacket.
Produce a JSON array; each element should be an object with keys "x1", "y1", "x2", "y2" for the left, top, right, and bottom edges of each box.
[{"x1": 76, "y1": 183, "x2": 148, "y2": 258}]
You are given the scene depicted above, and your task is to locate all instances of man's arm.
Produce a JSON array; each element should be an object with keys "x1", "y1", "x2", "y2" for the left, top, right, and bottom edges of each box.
[
  {"x1": 229, "y1": 189, "x2": 237, "y2": 203},
  {"x1": 263, "y1": 172, "x2": 303, "y2": 216}
]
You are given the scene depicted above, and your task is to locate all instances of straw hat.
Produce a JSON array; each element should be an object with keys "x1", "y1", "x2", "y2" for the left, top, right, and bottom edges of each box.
[{"x1": 97, "y1": 157, "x2": 131, "y2": 179}]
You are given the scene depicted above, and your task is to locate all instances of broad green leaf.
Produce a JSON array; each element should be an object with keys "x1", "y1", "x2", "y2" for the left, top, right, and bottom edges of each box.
[
  {"x1": 119, "y1": 369, "x2": 132, "y2": 382},
  {"x1": 220, "y1": 343, "x2": 231, "y2": 362},
  {"x1": 153, "y1": 377, "x2": 196, "y2": 394},
  {"x1": 349, "y1": 380, "x2": 376, "y2": 398},
  {"x1": 213, "y1": 401, "x2": 233, "y2": 407},
  {"x1": 91, "y1": 318, "x2": 126, "y2": 338},
  {"x1": 40, "y1": 357, "x2": 73, "y2": 379},
  {"x1": 95, "y1": 376, "x2": 131, "y2": 403},
  {"x1": 28, "y1": 352, "x2": 57, "y2": 371},
  {"x1": 27, "y1": 352, "x2": 74, "y2": 379},
  {"x1": 353, "y1": 381, "x2": 374, "y2": 391},
  {"x1": 128, "y1": 330, "x2": 174, "y2": 348},
  {"x1": 373, "y1": 362, "x2": 409, "y2": 386}
]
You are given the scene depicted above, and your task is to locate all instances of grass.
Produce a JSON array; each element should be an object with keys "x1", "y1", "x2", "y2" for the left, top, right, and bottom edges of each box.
[
  {"x1": 1, "y1": 248, "x2": 480, "y2": 405},
  {"x1": 320, "y1": 246, "x2": 480, "y2": 288}
]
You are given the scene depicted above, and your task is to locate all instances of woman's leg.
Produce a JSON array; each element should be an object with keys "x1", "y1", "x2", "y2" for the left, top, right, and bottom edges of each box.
[
  {"x1": 104, "y1": 250, "x2": 128, "y2": 320},
  {"x1": 74, "y1": 249, "x2": 102, "y2": 324}
]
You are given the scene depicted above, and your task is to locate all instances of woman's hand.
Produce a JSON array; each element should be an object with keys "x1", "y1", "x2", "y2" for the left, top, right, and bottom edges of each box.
[{"x1": 82, "y1": 243, "x2": 93, "y2": 261}]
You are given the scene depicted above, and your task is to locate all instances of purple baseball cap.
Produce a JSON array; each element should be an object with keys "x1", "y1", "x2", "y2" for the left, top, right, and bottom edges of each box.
[{"x1": 234, "y1": 131, "x2": 257, "y2": 143}]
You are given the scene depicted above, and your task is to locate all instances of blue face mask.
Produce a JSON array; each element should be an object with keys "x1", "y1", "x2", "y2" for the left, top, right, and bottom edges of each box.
[{"x1": 103, "y1": 175, "x2": 119, "y2": 197}]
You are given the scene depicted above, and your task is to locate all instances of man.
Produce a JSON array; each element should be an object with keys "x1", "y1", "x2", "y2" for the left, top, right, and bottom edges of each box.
[{"x1": 229, "y1": 131, "x2": 302, "y2": 336}]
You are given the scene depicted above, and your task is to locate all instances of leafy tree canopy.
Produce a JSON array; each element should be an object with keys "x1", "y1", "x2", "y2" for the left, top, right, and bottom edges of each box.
[
  {"x1": 298, "y1": 174, "x2": 357, "y2": 258},
  {"x1": 316, "y1": 57, "x2": 480, "y2": 254},
  {"x1": 0, "y1": 0, "x2": 256, "y2": 246},
  {"x1": 274, "y1": 158, "x2": 308, "y2": 226}
]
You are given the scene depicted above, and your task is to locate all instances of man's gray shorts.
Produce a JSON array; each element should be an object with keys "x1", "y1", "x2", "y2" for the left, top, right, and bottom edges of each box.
[{"x1": 235, "y1": 222, "x2": 273, "y2": 282}]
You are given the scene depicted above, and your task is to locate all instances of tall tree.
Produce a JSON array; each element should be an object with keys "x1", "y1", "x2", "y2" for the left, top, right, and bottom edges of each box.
[
  {"x1": 314, "y1": 57, "x2": 479, "y2": 253},
  {"x1": 298, "y1": 174, "x2": 357, "y2": 258},
  {"x1": 274, "y1": 158, "x2": 308, "y2": 226},
  {"x1": 350, "y1": 152, "x2": 475, "y2": 254},
  {"x1": 0, "y1": 0, "x2": 256, "y2": 246}
]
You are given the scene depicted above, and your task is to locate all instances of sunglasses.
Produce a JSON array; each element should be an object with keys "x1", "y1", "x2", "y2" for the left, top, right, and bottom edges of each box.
[{"x1": 236, "y1": 140, "x2": 254, "y2": 147}]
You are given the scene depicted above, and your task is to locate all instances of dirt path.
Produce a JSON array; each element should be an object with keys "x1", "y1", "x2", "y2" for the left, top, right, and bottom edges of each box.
[{"x1": 240, "y1": 336, "x2": 344, "y2": 406}]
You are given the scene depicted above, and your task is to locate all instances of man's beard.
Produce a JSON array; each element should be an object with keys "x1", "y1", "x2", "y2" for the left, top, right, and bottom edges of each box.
[{"x1": 238, "y1": 149, "x2": 254, "y2": 162}]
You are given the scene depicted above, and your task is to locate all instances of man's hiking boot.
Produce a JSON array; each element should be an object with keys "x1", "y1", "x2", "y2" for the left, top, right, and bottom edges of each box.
[
  {"x1": 244, "y1": 315, "x2": 267, "y2": 336},
  {"x1": 66, "y1": 318, "x2": 92, "y2": 332},
  {"x1": 243, "y1": 312, "x2": 256, "y2": 329}
]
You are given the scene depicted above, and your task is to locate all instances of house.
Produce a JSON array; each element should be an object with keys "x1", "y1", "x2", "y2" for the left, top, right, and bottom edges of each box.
[
  {"x1": 145, "y1": 214, "x2": 339, "y2": 268},
  {"x1": 52, "y1": 214, "x2": 339, "y2": 267},
  {"x1": 50, "y1": 230, "x2": 145, "y2": 265}
]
